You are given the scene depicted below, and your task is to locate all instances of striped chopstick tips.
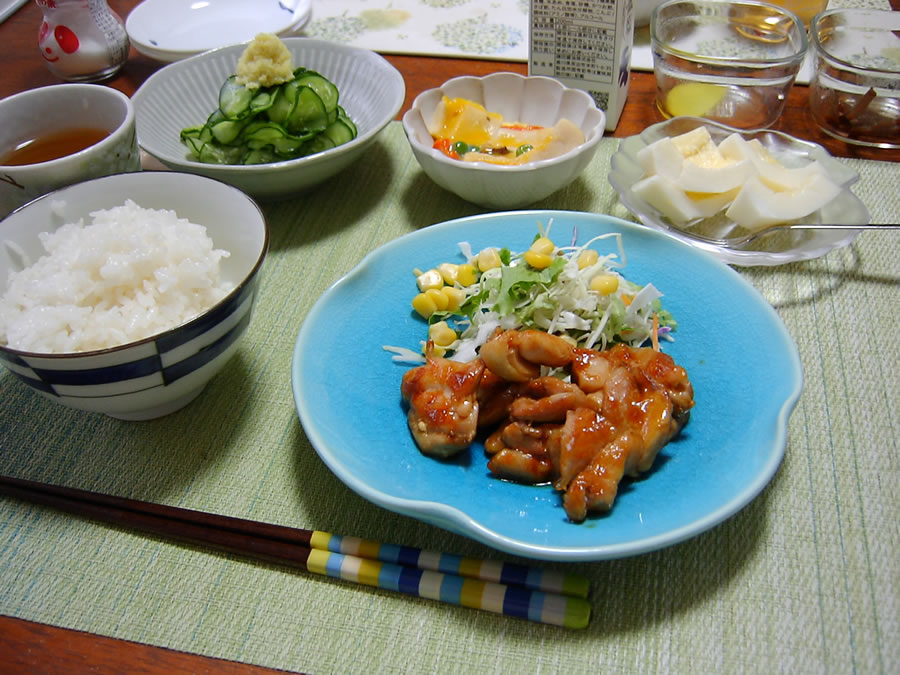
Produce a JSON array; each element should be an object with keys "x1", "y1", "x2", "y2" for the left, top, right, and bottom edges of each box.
[
  {"x1": 309, "y1": 530, "x2": 590, "y2": 599},
  {"x1": 305, "y1": 548, "x2": 591, "y2": 629}
]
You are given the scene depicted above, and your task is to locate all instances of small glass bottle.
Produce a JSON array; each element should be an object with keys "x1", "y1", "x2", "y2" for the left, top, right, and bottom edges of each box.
[{"x1": 35, "y1": 0, "x2": 130, "y2": 82}]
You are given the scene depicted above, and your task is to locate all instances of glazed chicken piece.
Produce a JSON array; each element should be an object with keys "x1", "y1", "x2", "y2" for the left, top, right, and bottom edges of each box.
[
  {"x1": 508, "y1": 376, "x2": 593, "y2": 423},
  {"x1": 479, "y1": 329, "x2": 576, "y2": 382},
  {"x1": 557, "y1": 344, "x2": 694, "y2": 521},
  {"x1": 484, "y1": 338, "x2": 694, "y2": 522},
  {"x1": 400, "y1": 329, "x2": 694, "y2": 522},
  {"x1": 573, "y1": 344, "x2": 694, "y2": 419},
  {"x1": 474, "y1": 368, "x2": 522, "y2": 429},
  {"x1": 485, "y1": 420, "x2": 562, "y2": 484},
  {"x1": 401, "y1": 344, "x2": 485, "y2": 458}
]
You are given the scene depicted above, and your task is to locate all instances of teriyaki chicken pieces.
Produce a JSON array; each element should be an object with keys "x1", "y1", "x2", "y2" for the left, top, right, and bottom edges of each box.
[{"x1": 401, "y1": 328, "x2": 695, "y2": 523}]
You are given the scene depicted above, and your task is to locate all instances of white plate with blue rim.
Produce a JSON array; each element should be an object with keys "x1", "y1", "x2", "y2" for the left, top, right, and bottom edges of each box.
[
  {"x1": 126, "y1": 0, "x2": 312, "y2": 63},
  {"x1": 291, "y1": 210, "x2": 803, "y2": 561}
]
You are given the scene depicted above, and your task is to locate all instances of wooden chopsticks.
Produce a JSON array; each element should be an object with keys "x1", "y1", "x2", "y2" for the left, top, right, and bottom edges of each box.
[{"x1": 0, "y1": 475, "x2": 591, "y2": 628}]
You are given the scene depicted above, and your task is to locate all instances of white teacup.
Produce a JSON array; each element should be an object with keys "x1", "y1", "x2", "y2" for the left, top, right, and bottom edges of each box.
[{"x1": 0, "y1": 84, "x2": 141, "y2": 218}]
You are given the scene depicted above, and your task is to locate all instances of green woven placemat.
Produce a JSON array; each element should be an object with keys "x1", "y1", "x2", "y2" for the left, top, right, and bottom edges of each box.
[{"x1": 0, "y1": 123, "x2": 897, "y2": 673}]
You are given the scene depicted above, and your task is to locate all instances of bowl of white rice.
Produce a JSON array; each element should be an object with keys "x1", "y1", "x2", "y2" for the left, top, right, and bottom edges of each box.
[{"x1": 0, "y1": 171, "x2": 268, "y2": 420}]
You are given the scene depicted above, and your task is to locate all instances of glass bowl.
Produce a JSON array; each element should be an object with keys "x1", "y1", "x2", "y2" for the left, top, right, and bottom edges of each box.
[
  {"x1": 650, "y1": 0, "x2": 807, "y2": 129},
  {"x1": 809, "y1": 8, "x2": 900, "y2": 150},
  {"x1": 608, "y1": 117, "x2": 870, "y2": 267}
]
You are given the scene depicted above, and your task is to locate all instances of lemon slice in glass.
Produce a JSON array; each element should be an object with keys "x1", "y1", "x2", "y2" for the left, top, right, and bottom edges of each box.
[{"x1": 665, "y1": 82, "x2": 729, "y2": 117}]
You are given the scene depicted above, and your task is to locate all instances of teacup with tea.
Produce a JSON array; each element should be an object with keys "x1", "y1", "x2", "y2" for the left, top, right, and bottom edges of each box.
[{"x1": 0, "y1": 83, "x2": 141, "y2": 217}]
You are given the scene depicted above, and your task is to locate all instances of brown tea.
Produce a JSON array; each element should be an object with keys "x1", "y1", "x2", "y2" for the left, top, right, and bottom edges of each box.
[{"x1": 0, "y1": 127, "x2": 110, "y2": 166}]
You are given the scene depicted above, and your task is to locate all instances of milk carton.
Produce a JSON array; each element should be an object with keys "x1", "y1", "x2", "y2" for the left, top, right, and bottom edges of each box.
[{"x1": 529, "y1": 0, "x2": 635, "y2": 132}]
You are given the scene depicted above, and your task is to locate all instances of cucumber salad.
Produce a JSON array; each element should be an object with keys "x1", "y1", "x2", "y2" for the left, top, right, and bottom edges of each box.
[
  {"x1": 386, "y1": 222, "x2": 678, "y2": 363},
  {"x1": 181, "y1": 56, "x2": 356, "y2": 165}
]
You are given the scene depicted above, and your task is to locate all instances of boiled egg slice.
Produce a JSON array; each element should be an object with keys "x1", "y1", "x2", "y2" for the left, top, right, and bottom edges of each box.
[
  {"x1": 718, "y1": 134, "x2": 829, "y2": 192},
  {"x1": 637, "y1": 127, "x2": 753, "y2": 193},
  {"x1": 633, "y1": 175, "x2": 741, "y2": 225},
  {"x1": 725, "y1": 173, "x2": 843, "y2": 230}
]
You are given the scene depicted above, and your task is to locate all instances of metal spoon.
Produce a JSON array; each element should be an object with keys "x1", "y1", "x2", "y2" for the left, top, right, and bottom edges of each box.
[{"x1": 678, "y1": 223, "x2": 900, "y2": 250}]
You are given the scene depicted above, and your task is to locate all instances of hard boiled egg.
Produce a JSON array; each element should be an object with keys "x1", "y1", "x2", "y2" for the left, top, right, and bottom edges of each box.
[
  {"x1": 632, "y1": 125, "x2": 842, "y2": 231},
  {"x1": 636, "y1": 126, "x2": 753, "y2": 193},
  {"x1": 719, "y1": 134, "x2": 828, "y2": 192},
  {"x1": 633, "y1": 175, "x2": 739, "y2": 224},
  {"x1": 725, "y1": 173, "x2": 843, "y2": 230}
]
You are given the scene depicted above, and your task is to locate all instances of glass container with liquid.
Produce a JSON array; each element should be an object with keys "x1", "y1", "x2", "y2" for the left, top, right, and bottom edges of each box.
[
  {"x1": 809, "y1": 9, "x2": 900, "y2": 149},
  {"x1": 649, "y1": 0, "x2": 807, "y2": 129}
]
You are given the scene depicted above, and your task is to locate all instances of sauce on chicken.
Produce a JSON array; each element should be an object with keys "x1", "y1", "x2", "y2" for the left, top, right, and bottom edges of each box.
[{"x1": 401, "y1": 329, "x2": 694, "y2": 522}]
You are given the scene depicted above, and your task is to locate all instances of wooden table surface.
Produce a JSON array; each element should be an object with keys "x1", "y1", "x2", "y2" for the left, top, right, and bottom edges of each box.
[{"x1": 0, "y1": 0, "x2": 896, "y2": 672}]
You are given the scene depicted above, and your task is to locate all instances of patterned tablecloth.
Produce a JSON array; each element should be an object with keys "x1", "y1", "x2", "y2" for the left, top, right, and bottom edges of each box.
[
  {"x1": 0, "y1": 123, "x2": 898, "y2": 673},
  {"x1": 299, "y1": 0, "x2": 893, "y2": 71}
]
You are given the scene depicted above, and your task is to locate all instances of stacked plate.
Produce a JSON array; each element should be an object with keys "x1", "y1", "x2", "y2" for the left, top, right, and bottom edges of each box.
[{"x1": 126, "y1": 0, "x2": 312, "y2": 63}]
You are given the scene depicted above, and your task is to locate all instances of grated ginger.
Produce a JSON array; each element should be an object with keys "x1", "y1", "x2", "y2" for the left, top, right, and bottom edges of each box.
[{"x1": 235, "y1": 33, "x2": 294, "y2": 88}]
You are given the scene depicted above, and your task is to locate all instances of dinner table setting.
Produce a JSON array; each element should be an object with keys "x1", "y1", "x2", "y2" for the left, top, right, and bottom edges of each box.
[{"x1": 0, "y1": 0, "x2": 898, "y2": 672}]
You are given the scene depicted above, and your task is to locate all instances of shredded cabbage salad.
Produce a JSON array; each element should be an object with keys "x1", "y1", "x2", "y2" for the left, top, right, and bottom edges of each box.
[{"x1": 385, "y1": 221, "x2": 677, "y2": 363}]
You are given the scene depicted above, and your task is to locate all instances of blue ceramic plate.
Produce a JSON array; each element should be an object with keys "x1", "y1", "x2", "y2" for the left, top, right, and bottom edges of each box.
[{"x1": 291, "y1": 211, "x2": 803, "y2": 561}]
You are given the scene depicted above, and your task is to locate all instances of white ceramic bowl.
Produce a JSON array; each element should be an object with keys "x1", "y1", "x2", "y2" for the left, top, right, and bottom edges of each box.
[
  {"x1": 131, "y1": 38, "x2": 405, "y2": 200},
  {"x1": 401, "y1": 72, "x2": 606, "y2": 209},
  {"x1": 0, "y1": 171, "x2": 268, "y2": 420},
  {"x1": 0, "y1": 84, "x2": 141, "y2": 218}
]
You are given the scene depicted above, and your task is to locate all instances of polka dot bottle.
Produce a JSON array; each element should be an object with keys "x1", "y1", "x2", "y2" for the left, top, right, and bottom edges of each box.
[{"x1": 35, "y1": 0, "x2": 129, "y2": 82}]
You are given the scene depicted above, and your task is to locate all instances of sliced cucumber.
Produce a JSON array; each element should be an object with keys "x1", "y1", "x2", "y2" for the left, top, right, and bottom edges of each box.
[
  {"x1": 249, "y1": 89, "x2": 275, "y2": 116},
  {"x1": 336, "y1": 106, "x2": 357, "y2": 137},
  {"x1": 242, "y1": 147, "x2": 282, "y2": 164},
  {"x1": 198, "y1": 142, "x2": 244, "y2": 165},
  {"x1": 182, "y1": 65, "x2": 357, "y2": 165},
  {"x1": 299, "y1": 134, "x2": 335, "y2": 157},
  {"x1": 209, "y1": 116, "x2": 248, "y2": 145},
  {"x1": 294, "y1": 73, "x2": 339, "y2": 115},
  {"x1": 242, "y1": 120, "x2": 292, "y2": 148},
  {"x1": 285, "y1": 86, "x2": 329, "y2": 134},
  {"x1": 322, "y1": 119, "x2": 355, "y2": 147},
  {"x1": 265, "y1": 85, "x2": 293, "y2": 125},
  {"x1": 218, "y1": 76, "x2": 254, "y2": 120}
]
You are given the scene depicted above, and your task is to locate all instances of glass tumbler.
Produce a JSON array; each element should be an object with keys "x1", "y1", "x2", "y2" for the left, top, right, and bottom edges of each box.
[
  {"x1": 650, "y1": 0, "x2": 807, "y2": 129},
  {"x1": 809, "y1": 9, "x2": 900, "y2": 150}
]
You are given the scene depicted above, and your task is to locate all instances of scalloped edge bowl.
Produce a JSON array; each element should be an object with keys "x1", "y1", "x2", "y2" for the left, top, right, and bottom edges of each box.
[{"x1": 401, "y1": 72, "x2": 606, "y2": 209}]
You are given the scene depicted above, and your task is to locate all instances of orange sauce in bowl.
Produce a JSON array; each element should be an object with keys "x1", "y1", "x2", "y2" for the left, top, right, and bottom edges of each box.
[{"x1": 1, "y1": 127, "x2": 109, "y2": 166}]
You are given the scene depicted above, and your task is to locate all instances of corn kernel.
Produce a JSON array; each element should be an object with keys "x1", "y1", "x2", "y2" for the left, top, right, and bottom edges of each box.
[
  {"x1": 429, "y1": 321, "x2": 457, "y2": 347},
  {"x1": 577, "y1": 249, "x2": 599, "y2": 269},
  {"x1": 476, "y1": 248, "x2": 501, "y2": 272},
  {"x1": 411, "y1": 293, "x2": 438, "y2": 318},
  {"x1": 441, "y1": 286, "x2": 466, "y2": 312},
  {"x1": 524, "y1": 249, "x2": 553, "y2": 270},
  {"x1": 590, "y1": 274, "x2": 619, "y2": 295},
  {"x1": 416, "y1": 268, "x2": 444, "y2": 292},
  {"x1": 529, "y1": 237, "x2": 555, "y2": 255},
  {"x1": 437, "y1": 262, "x2": 459, "y2": 285},
  {"x1": 456, "y1": 263, "x2": 478, "y2": 287},
  {"x1": 424, "y1": 287, "x2": 449, "y2": 311}
]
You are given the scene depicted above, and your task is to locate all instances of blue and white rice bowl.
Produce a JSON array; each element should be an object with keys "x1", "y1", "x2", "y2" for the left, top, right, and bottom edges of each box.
[{"x1": 0, "y1": 171, "x2": 268, "y2": 420}]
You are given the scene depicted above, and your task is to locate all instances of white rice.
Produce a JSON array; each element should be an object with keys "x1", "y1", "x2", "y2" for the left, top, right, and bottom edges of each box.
[{"x1": 0, "y1": 199, "x2": 233, "y2": 354}]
